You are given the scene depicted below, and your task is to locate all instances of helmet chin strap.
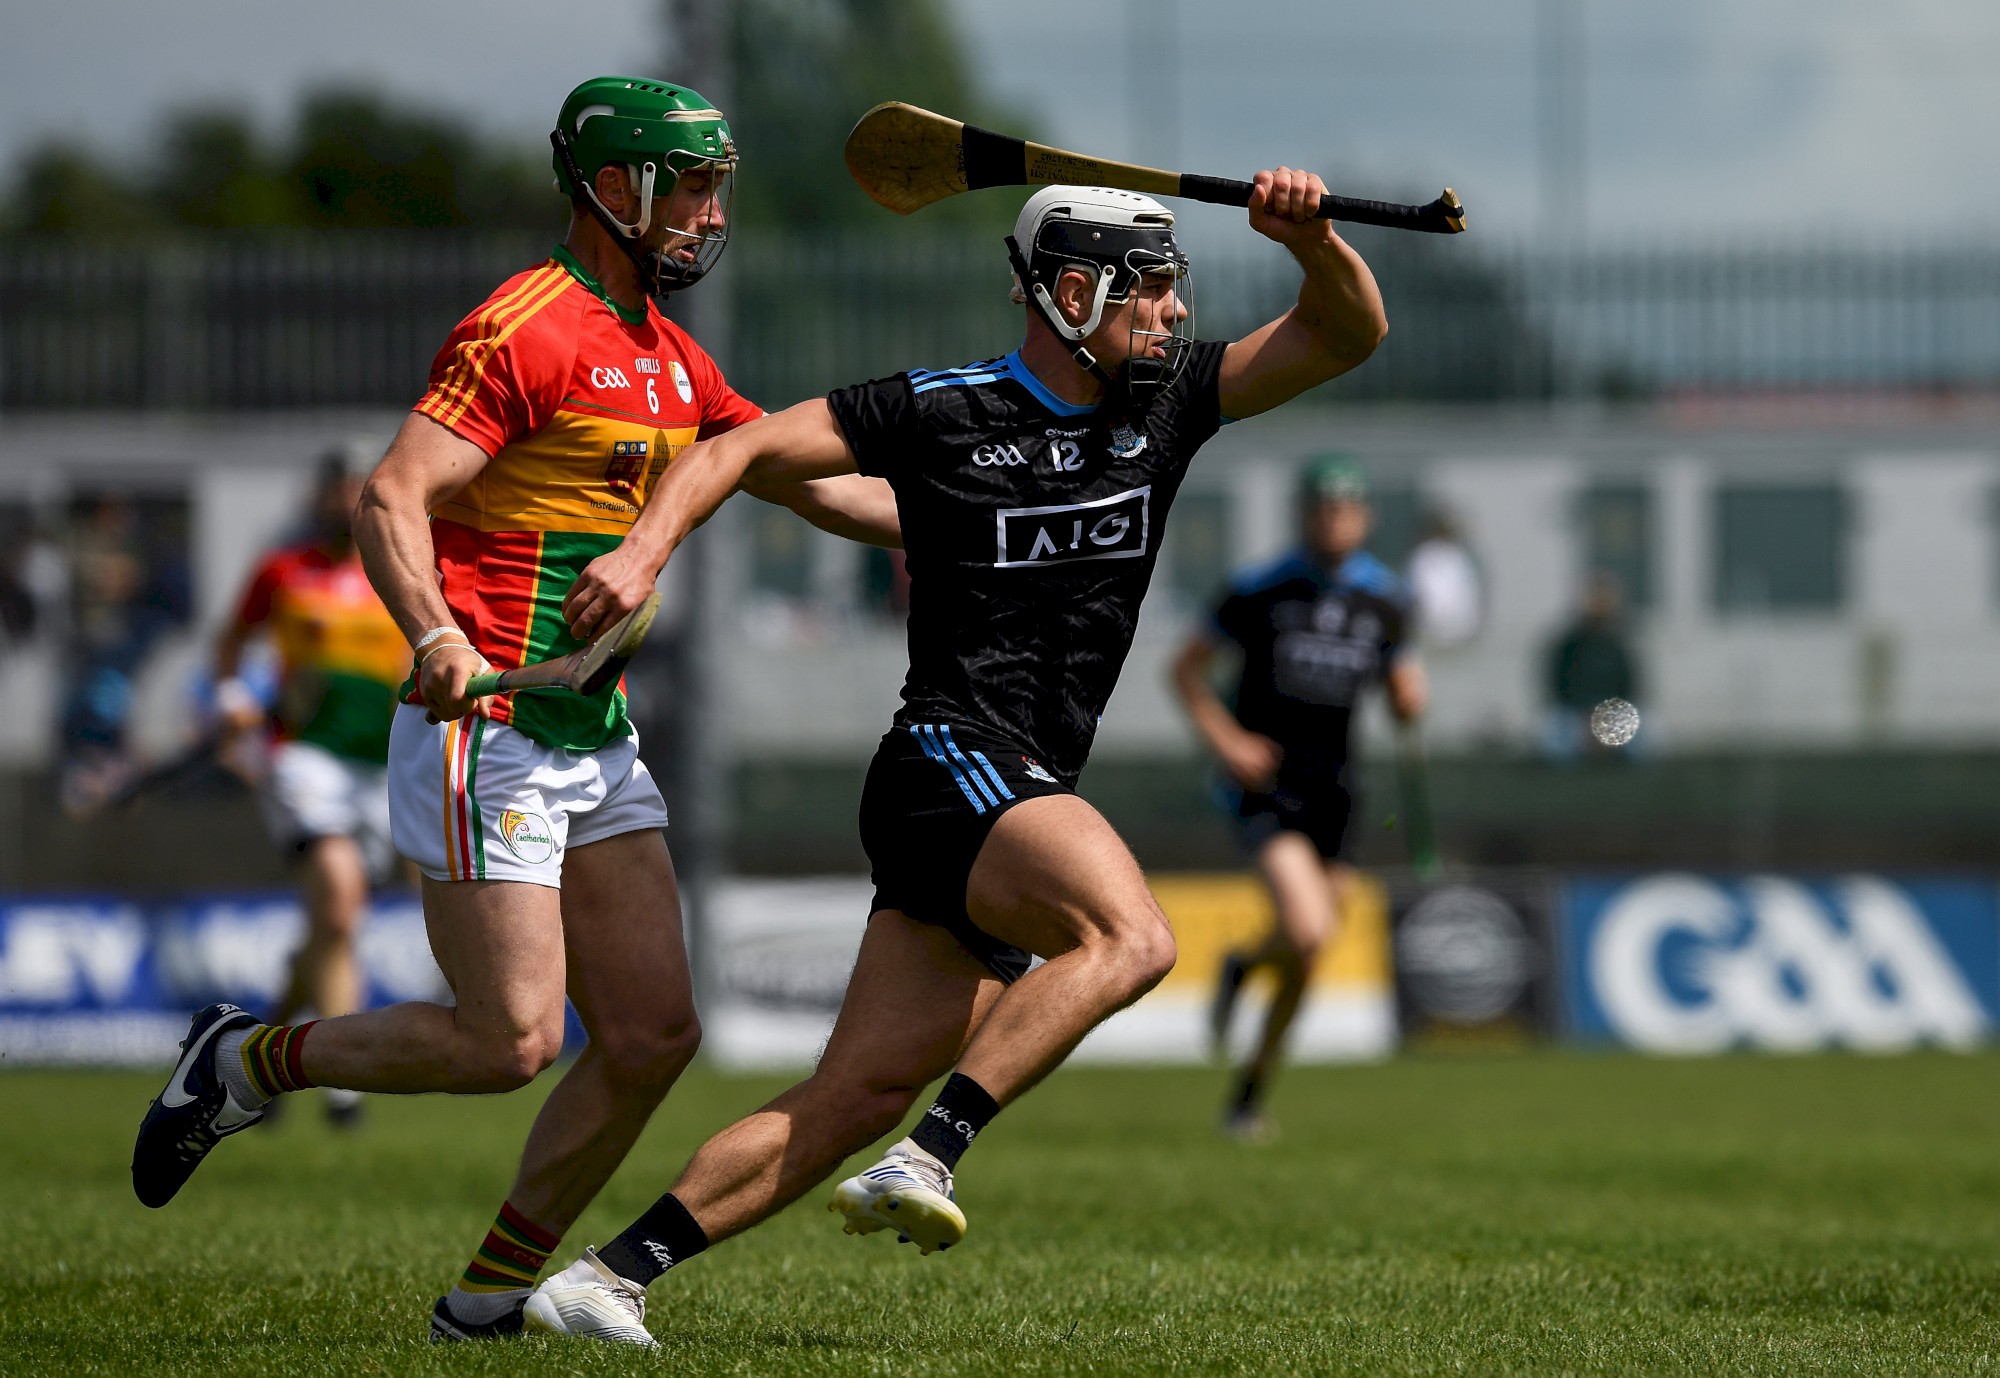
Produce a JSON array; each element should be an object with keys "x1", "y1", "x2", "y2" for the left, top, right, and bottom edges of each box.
[
  {"x1": 551, "y1": 129, "x2": 696, "y2": 295},
  {"x1": 1006, "y1": 235, "x2": 1118, "y2": 389}
]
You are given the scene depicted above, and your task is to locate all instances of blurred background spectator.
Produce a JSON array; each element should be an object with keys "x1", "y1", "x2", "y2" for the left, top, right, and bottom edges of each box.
[
  {"x1": 1542, "y1": 571, "x2": 1639, "y2": 761},
  {"x1": 1405, "y1": 510, "x2": 1484, "y2": 650}
]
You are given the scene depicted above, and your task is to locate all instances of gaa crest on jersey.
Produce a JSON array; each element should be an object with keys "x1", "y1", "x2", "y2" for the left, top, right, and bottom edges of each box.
[
  {"x1": 604, "y1": 439, "x2": 651, "y2": 501},
  {"x1": 995, "y1": 486, "x2": 1151, "y2": 568},
  {"x1": 669, "y1": 360, "x2": 694, "y2": 404},
  {"x1": 1109, "y1": 423, "x2": 1147, "y2": 459}
]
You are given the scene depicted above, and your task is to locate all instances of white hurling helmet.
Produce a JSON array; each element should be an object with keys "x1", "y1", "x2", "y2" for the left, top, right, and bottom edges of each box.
[{"x1": 1005, "y1": 185, "x2": 1193, "y2": 396}]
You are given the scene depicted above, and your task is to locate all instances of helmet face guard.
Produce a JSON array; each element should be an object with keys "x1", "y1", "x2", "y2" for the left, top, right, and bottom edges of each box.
[
  {"x1": 1006, "y1": 210, "x2": 1193, "y2": 399},
  {"x1": 651, "y1": 152, "x2": 733, "y2": 292},
  {"x1": 551, "y1": 78, "x2": 736, "y2": 297}
]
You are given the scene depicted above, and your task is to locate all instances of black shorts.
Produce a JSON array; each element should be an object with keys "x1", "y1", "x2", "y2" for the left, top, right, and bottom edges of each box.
[
  {"x1": 857, "y1": 721, "x2": 1072, "y2": 983},
  {"x1": 1233, "y1": 779, "x2": 1359, "y2": 863}
]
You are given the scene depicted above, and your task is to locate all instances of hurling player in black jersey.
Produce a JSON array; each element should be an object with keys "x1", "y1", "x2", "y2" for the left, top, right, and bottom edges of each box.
[
  {"x1": 1172, "y1": 457, "x2": 1427, "y2": 1144},
  {"x1": 521, "y1": 170, "x2": 1389, "y2": 1341}
]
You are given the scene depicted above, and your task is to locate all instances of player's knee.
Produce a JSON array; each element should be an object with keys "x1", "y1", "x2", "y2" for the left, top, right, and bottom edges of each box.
[
  {"x1": 464, "y1": 1023, "x2": 564, "y2": 1091},
  {"x1": 1113, "y1": 914, "x2": 1177, "y2": 997},
  {"x1": 594, "y1": 1011, "x2": 702, "y2": 1090}
]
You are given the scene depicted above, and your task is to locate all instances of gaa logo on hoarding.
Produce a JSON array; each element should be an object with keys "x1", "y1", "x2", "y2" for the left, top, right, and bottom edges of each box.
[{"x1": 1578, "y1": 874, "x2": 1991, "y2": 1052}]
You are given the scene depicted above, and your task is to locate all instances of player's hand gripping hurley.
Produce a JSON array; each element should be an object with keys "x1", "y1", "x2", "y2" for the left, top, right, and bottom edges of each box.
[
  {"x1": 463, "y1": 592, "x2": 662, "y2": 700},
  {"x1": 845, "y1": 102, "x2": 1466, "y2": 234}
]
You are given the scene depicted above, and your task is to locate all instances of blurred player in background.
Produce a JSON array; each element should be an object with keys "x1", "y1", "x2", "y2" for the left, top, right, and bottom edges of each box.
[
  {"x1": 1172, "y1": 457, "x2": 1426, "y2": 1143},
  {"x1": 212, "y1": 447, "x2": 408, "y2": 1129},
  {"x1": 515, "y1": 169, "x2": 1389, "y2": 1346},
  {"x1": 132, "y1": 75, "x2": 900, "y2": 1341}
]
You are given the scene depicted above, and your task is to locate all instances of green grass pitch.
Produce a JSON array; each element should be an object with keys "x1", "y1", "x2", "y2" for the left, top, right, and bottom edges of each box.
[{"x1": 4, "y1": 1052, "x2": 1997, "y2": 1376}]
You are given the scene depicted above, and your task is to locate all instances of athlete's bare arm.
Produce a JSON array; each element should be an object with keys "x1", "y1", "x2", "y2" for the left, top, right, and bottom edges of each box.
[
  {"x1": 1218, "y1": 168, "x2": 1389, "y2": 421},
  {"x1": 211, "y1": 602, "x2": 267, "y2": 733},
  {"x1": 745, "y1": 472, "x2": 901, "y2": 549},
  {"x1": 562, "y1": 399, "x2": 857, "y2": 637},
  {"x1": 354, "y1": 411, "x2": 493, "y2": 721},
  {"x1": 1169, "y1": 633, "x2": 1281, "y2": 791},
  {"x1": 1387, "y1": 657, "x2": 1428, "y2": 721}
]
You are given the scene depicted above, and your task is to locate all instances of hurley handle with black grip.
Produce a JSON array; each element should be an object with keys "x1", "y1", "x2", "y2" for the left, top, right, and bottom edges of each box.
[{"x1": 1178, "y1": 173, "x2": 1465, "y2": 234}]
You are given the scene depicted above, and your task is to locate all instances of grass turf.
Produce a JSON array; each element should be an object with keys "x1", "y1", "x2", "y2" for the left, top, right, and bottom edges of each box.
[{"x1": 2, "y1": 1053, "x2": 1997, "y2": 1376}]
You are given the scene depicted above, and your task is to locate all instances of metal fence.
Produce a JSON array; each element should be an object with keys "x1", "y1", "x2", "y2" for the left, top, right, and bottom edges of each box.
[{"x1": 3, "y1": 232, "x2": 1998, "y2": 410}]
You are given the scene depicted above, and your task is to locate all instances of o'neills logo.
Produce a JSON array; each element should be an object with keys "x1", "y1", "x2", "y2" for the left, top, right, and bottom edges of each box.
[{"x1": 498, "y1": 809, "x2": 555, "y2": 864}]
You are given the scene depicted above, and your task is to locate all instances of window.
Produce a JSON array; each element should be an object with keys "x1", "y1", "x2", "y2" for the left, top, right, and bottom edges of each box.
[
  {"x1": 1714, "y1": 483, "x2": 1846, "y2": 612},
  {"x1": 1577, "y1": 482, "x2": 1655, "y2": 609},
  {"x1": 1167, "y1": 489, "x2": 1233, "y2": 609}
]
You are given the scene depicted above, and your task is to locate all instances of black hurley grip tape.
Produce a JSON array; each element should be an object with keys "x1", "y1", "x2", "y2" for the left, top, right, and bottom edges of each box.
[
  {"x1": 1179, "y1": 174, "x2": 1251, "y2": 206},
  {"x1": 961, "y1": 122, "x2": 1029, "y2": 189},
  {"x1": 1183, "y1": 171, "x2": 1462, "y2": 234},
  {"x1": 1323, "y1": 195, "x2": 1442, "y2": 229}
]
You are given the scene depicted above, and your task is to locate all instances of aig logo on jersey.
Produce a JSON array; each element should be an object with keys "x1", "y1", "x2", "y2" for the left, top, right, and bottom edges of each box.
[{"x1": 995, "y1": 486, "x2": 1151, "y2": 569}]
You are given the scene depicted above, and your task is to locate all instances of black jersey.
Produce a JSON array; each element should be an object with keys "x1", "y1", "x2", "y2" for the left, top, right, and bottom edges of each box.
[
  {"x1": 1210, "y1": 549, "x2": 1410, "y2": 782},
  {"x1": 828, "y1": 342, "x2": 1230, "y2": 783}
]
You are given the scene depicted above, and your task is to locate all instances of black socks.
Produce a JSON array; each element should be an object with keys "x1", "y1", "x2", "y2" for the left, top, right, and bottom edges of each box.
[
  {"x1": 909, "y1": 1072, "x2": 1001, "y2": 1169},
  {"x1": 597, "y1": 1192, "x2": 710, "y2": 1286},
  {"x1": 594, "y1": 1078, "x2": 1001, "y2": 1286}
]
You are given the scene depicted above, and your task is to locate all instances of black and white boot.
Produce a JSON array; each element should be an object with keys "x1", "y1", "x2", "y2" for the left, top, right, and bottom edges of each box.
[{"x1": 131, "y1": 1003, "x2": 264, "y2": 1207}]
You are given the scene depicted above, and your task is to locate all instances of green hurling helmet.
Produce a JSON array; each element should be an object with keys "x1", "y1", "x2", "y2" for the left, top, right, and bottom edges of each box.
[
  {"x1": 550, "y1": 76, "x2": 736, "y2": 294},
  {"x1": 1297, "y1": 453, "x2": 1370, "y2": 506}
]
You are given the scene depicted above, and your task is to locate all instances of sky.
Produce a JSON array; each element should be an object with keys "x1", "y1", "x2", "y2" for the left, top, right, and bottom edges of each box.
[{"x1": 3, "y1": 0, "x2": 1998, "y2": 247}]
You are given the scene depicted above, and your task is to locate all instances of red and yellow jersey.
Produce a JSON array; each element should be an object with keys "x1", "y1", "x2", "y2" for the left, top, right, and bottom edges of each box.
[
  {"x1": 411, "y1": 246, "x2": 761, "y2": 751},
  {"x1": 233, "y1": 545, "x2": 409, "y2": 764}
]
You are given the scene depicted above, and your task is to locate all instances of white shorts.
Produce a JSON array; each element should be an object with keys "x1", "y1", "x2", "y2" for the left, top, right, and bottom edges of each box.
[
  {"x1": 387, "y1": 704, "x2": 669, "y2": 888},
  {"x1": 261, "y1": 739, "x2": 395, "y2": 880}
]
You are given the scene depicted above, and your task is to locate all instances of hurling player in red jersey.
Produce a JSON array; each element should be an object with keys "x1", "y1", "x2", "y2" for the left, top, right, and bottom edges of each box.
[
  {"x1": 212, "y1": 448, "x2": 411, "y2": 1131},
  {"x1": 133, "y1": 78, "x2": 901, "y2": 1340}
]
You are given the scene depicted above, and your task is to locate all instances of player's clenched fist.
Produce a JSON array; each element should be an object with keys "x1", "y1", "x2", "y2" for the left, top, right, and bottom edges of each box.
[
  {"x1": 1246, "y1": 167, "x2": 1335, "y2": 247},
  {"x1": 418, "y1": 642, "x2": 488, "y2": 723},
  {"x1": 563, "y1": 545, "x2": 658, "y2": 641}
]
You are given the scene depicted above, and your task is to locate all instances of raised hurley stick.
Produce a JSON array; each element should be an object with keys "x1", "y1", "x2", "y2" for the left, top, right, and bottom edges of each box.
[
  {"x1": 844, "y1": 101, "x2": 1466, "y2": 234},
  {"x1": 464, "y1": 592, "x2": 662, "y2": 699}
]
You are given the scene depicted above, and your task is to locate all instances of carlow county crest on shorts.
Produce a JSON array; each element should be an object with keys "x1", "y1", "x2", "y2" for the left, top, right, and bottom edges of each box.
[
  {"x1": 1021, "y1": 757, "x2": 1057, "y2": 785},
  {"x1": 498, "y1": 808, "x2": 556, "y2": 864}
]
